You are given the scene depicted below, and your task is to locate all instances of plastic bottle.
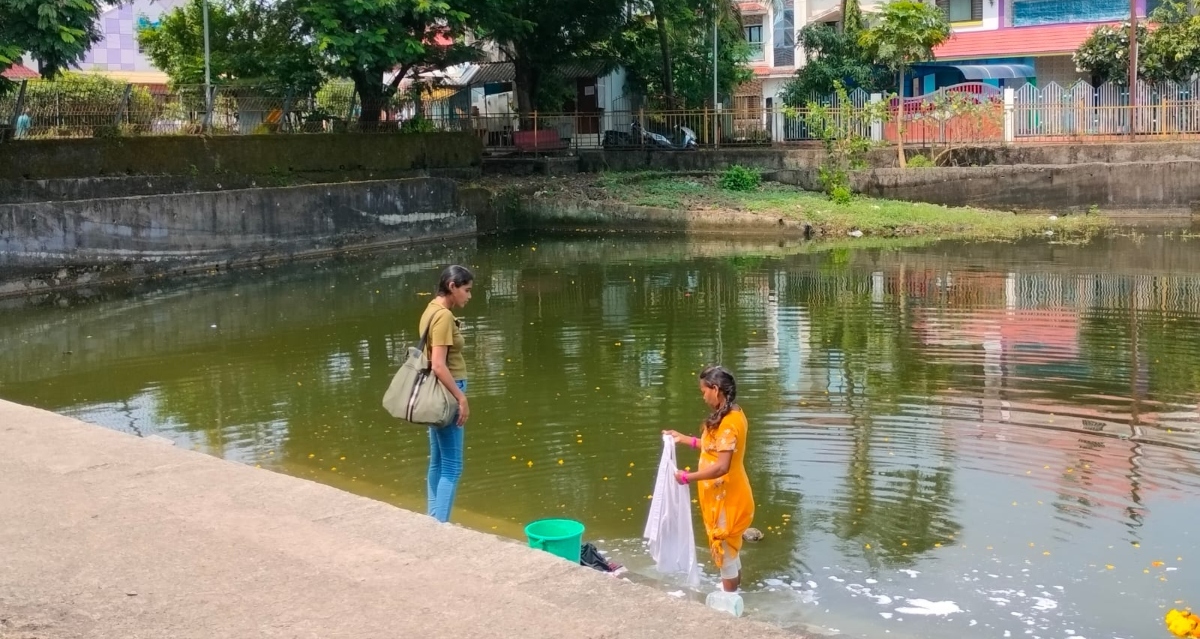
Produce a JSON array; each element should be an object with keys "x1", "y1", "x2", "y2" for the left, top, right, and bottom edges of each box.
[{"x1": 705, "y1": 590, "x2": 744, "y2": 617}]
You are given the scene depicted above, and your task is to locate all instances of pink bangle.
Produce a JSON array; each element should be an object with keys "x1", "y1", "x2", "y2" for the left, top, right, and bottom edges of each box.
[
  {"x1": 679, "y1": 471, "x2": 689, "y2": 485},
  {"x1": 691, "y1": 436, "x2": 698, "y2": 449}
]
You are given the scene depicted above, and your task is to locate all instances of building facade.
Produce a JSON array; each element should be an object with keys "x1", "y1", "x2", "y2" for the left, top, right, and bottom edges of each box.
[{"x1": 74, "y1": 0, "x2": 186, "y2": 86}]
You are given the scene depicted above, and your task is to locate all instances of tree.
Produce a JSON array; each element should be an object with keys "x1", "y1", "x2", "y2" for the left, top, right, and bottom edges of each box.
[
  {"x1": 860, "y1": 0, "x2": 949, "y2": 168},
  {"x1": 297, "y1": 0, "x2": 476, "y2": 124},
  {"x1": 1075, "y1": 0, "x2": 1200, "y2": 85},
  {"x1": 1073, "y1": 22, "x2": 1150, "y2": 85},
  {"x1": 780, "y1": 0, "x2": 891, "y2": 106},
  {"x1": 0, "y1": 0, "x2": 103, "y2": 91},
  {"x1": 615, "y1": 0, "x2": 752, "y2": 109},
  {"x1": 138, "y1": 0, "x2": 322, "y2": 93},
  {"x1": 473, "y1": 0, "x2": 627, "y2": 119}
]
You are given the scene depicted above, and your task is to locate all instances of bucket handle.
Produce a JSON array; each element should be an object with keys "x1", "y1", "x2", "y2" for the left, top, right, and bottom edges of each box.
[{"x1": 530, "y1": 538, "x2": 546, "y2": 550}]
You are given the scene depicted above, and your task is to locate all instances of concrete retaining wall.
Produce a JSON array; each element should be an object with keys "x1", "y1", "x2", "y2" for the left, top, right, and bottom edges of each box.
[
  {"x1": 517, "y1": 197, "x2": 813, "y2": 236},
  {"x1": 852, "y1": 162, "x2": 1200, "y2": 211},
  {"x1": 769, "y1": 161, "x2": 1200, "y2": 211},
  {"x1": 0, "y1": 133, "x2": 482, "y2": 181},
  {"x1": 0, "y1": 178, "x2": 492, "y2": 296}
]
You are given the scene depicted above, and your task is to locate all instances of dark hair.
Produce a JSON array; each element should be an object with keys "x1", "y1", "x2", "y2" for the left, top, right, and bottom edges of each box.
[
  {"x1": 700, "y1": 365, "x2": 737, "y2": 430},
  {"x1": 437, "y1": 265, "x2": 474, "y2": 296}
]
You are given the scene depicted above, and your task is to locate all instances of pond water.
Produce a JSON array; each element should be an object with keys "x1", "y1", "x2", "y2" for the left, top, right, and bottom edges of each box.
[{"x1": 2, "y1": 233, "x2": 1198, "y2": 639}]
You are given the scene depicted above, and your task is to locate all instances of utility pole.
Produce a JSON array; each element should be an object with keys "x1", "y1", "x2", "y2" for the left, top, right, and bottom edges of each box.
[
  {"x1": 1127, "y1": 0, "x2": 1138, "y2": 136},
  {"x1": 203, "y1": 0, "x2": 213, "y2": 133}
]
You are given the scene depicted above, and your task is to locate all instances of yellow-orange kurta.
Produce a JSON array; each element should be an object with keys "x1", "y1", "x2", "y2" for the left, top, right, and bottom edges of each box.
[{"x1": 697, "y1": 409, "x2": 755, "y2": 569}]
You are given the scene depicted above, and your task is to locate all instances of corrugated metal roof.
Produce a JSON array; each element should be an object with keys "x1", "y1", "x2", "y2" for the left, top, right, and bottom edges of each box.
[
  {"x1": 457, "y1": 61, "x2": 612, "y2": 86},
  {"x1": 933, "y1": 23, "x2": 1113, "y2": 60}
]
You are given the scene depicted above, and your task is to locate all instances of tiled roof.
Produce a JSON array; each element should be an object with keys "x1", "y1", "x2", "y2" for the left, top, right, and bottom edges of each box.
[
  {"x1": 1, "y1": 64, "x2": 39, "y2": 80},
  {"x1": 933, "y1": 23, "x2": 1115, "y2": 60}
]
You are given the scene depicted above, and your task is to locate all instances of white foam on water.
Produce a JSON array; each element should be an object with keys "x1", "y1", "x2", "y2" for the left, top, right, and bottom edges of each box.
[
  {"x1": 807, "y1": 581, "x2": 818, "y2": 589},
  {"x1": 893, "y1": 599, "x2": 962, "y2": 616},
  {"x1": 764, "y1": 578, "x2": 785, "y2": 587},
  {"x1": 1053, "y1": 586, "x2": 1064, "y2": 591},
  {"x1": 1064, "y1": 630, "x2": 1075, "y2": 636},
  {"x1": 875, "y1": 595, "x2": 894, "y2": 605},
  {"x1": 1167, "y1": 567, "x2": 1178, "y2": 572},
  {"x1": 866, "y1": 578, "x2": 878, "y2": 584},
  {"x1": 1031, "y1": 597, "x2": 1058, "y2": 611},
  {"x1": 899, "y1": 569, "x2": 921, "y2": 578},
  {"x1": 990, "y1": 597, "x2": 1011, "y2": 606},
  {"x1": 880, "y1": 612, "x2": 894, "y2": 620},
  {"x1": 829, "y1": 576, "x2": 846, "y2": 583},
  {"x1": 969, "y1": 620, "x2": 978, "y2": 627},
  {"x1": 1004, "y1": 631, "x2": 1012, "y2": 637},
  {"x1": 667, "y1": 590, "x2": 685, "y2": 598}
]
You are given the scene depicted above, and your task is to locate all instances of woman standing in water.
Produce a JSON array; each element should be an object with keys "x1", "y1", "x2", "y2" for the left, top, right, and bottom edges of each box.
[
  {"x1": 421, "y1": 265, "x2": 473, "y2": 523},
  {"x1": 664, "y1": 365, "x2": 755, "y2": 592}
]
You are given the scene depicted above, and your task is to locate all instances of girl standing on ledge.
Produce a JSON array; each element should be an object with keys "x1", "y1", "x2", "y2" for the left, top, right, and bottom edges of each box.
[
  {"x1": 421, "y1": 265, "x2": 473, "y2": 523},
  {"x1": 664, "y1": 365, "x2": 755, "y2": 592}
]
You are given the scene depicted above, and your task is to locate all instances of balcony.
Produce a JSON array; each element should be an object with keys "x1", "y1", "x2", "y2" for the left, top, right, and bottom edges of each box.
[{"x1": 748, "y1": 42, "x2": 765, "y2": 62}]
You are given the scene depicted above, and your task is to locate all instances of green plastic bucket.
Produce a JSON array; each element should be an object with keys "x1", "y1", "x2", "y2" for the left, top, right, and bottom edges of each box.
[{"x1": 524, "y1": 518, "x2": 585, "y2": 563}]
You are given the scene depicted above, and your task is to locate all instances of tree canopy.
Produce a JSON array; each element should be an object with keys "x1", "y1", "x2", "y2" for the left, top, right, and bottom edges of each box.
[
  {"x1": 138, "y1": 0, "x2": 322, "y2": 93},
  {"x1": 614, "y1": 0, "x2": 752, "y2": 109},
  {"x1": 780, "y1": 0, "x2": 891, "y2": 106},
  {"x1": 297, "y1": 0, "x2": 477, "y2": 122},
  {"x1": 1075, "y1": 0, "x2": 1200, "y2": 84},
  {"x1": 0, "y1": 0, "x2": 103, "y2": 91},
  {"x1": 472, "y1": 0, "x2": 627, "y2": 116}
]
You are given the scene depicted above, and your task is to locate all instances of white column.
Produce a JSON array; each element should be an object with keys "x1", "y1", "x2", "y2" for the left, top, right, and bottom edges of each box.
[
  {"x1": 1003, "y1": 87, "x2": 1015, "y2": 144},
  {"x1": 870, "y1": 93, "x2": 883, "y2": 142}
]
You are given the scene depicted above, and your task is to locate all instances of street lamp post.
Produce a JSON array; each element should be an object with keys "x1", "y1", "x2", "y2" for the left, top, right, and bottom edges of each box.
[{"x1": 202, "y1": 0, "x2": 212, "y2": 133}]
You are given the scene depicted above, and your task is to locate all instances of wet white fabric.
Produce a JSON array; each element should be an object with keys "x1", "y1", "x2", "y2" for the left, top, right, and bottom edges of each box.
[{"x1": 643, "y1": 434, "x2": 700, "y2": 587}]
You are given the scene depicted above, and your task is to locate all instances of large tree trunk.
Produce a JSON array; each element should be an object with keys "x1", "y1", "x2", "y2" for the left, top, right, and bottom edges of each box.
[
  {"x1": 352, "y1": 70, "x2": 387, "y2": 126},
  {"x1": 514, "y1": 57, "x2": 539, "y2": 127},
  {"x1": 652, "y1": 0, "x2": 675, "y2": 108}
]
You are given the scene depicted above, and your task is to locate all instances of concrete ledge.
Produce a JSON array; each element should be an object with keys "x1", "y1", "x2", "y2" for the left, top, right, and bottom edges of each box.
[
  {"x1": 0, "y1": 178, "x2": 491, "y2": 296},
  {"x1": 518, "y1": 197, "x2": 813, "y2": 237},
  {"x1": 0, "y1": 400, "x2": 801, "y2": 639}
]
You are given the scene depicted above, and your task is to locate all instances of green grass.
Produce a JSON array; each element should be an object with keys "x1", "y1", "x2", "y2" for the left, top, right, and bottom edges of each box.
[{"x1": 593, "y1": 172, "x2": 1111, "y2": 241}]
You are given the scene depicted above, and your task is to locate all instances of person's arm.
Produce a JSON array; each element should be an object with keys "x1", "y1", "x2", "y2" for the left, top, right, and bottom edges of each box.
[
  {"x1": 430, "y1": 345, "x2": 469, "y2": 426},
  {"x1": 663, "y1": 429, "x2": 700, "y2": 448},
  {"x1": 675, "y1": 451, "x2": 731, "y2": 484}
]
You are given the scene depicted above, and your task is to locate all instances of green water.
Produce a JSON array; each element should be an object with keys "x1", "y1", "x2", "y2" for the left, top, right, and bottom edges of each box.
[{"x1": 2, "y1": 233, "x2": 1199, "y2": 639}]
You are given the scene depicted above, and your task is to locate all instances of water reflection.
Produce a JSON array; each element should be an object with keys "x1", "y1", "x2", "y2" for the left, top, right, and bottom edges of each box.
[{"x1": 2, "y1": 234, "x2": 1199, "y2": 638}]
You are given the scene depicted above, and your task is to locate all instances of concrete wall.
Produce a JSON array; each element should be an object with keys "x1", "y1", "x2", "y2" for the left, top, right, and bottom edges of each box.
[
  {"x1": 0, "y1": 178, "x2": 492, "y2": 296},
  {"x1": 0, "y1": 133, "x2": 482, "y2": 181},
  {"x1": 516, "y1": 197, "x2": 813, "y2": 237},
  {"x1": 851, "y1": 162, "x2": 1200, "y2": 211}
]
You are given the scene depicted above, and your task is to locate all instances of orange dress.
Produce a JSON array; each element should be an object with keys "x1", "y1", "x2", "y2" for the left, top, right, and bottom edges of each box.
[{"x1": 697, "y1": 409, "x2": 755, "y2": 571}]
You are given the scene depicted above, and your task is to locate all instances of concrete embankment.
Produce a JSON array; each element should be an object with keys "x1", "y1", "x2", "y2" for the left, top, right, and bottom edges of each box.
[{"x1": 0, "y1": 399, "x2": 802, "y2": 639}]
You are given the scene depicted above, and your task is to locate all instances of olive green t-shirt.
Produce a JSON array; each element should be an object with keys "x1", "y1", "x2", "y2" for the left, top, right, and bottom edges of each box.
[{"x1": 420, "y1": 300, "x2": 467, "y2": 380}]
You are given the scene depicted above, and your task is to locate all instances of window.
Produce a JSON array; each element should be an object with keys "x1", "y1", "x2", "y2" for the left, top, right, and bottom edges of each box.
[
  {"x1": 745, "y1": 21, "x2": 764, "y2": 61},
  {"x1": 772, "y1": 0, "x2": 795, "y2": 68},
  {"x1": 937, "y1": 0, "x2": 982, "y2": 22},
  {"x1": 745, "y1": 24, "x2": 763, "y2": 45}
]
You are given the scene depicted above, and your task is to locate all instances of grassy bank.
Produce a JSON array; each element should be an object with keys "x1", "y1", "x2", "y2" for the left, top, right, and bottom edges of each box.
[{"x1": 488, "y1": 172, "x2": 1111, "y2": 241}]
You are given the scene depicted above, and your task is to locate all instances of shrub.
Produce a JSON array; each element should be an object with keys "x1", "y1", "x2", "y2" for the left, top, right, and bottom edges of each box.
[
  {"x1": 719, "y1": 165, "x2": 761, "y2": 192},
  {"x1": 906, "y1": 154, "x2": 935, "y2": 168},
  {"x1": 399, "y1": 116, "x2": 437, "y2": 134},
  {"x1": 830, "y1": 184, "x2": 853, "y2": 204}
]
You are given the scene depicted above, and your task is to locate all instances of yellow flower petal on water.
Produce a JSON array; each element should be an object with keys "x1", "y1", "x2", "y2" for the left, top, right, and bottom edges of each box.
[
  {"x1": 557, "y1": 459, "x2": 564, "y2": 465},
  {"x1": 308, "y1": 453, "x2": 315, "y2": 459},
  {"x1": 1043, "y1": 551, "x2": 1051, "y2": 556},
  {"x1": 1153, "y1": 561, "x2": 1166, "y2": 567},
  {"x1": 511, "y1": 456, "x2": 517, "y2": 460},
  {"x1": 331, "y1": 467, "x2": 337, "y2": 471},
  {"x1": 1106, "y1": 564, "x2": 1115, "y2": 570},
  {"x1": 339, "y1": 456, "x2": 346, "y2": 461},
  {"x1": 629, "y1": 462, "x2": 635, "y2": 467},
  {"x1": 626, "y1": 472, "x2": 632, "y2": 477},
  {"x1": 527, "y1": 461, "x2": 533, "y2": 467},
  {"x1": 602, "y1": 476, "x2": 608, "y2": 481},
  {"x1": 865, "y1": 543, "x2": 872, "y2": 550}
]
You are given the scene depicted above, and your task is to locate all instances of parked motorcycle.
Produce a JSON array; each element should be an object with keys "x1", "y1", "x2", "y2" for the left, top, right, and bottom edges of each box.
[{"x1": 631, "y1": 119, "x2": 697, "y2": 150}]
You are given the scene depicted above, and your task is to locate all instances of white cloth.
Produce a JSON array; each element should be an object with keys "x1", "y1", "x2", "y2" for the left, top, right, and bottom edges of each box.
[{"x1": 643, "y1": 434, "x2": 701, "y2": 587}]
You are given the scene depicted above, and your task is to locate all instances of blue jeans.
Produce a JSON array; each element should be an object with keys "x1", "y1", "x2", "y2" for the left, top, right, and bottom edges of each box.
[{"x1": 427, "y1": 379, "x2": 467, "y2": 523}]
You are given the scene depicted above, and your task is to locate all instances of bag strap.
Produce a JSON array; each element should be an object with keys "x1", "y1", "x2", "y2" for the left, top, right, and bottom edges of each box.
[{"x1": 416, "y1": 306, "x2": 453, "y2": 362}]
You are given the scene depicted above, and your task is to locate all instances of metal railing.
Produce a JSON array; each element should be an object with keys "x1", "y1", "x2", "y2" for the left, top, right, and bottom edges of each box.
[{"x1": 5, "y1": 78, "x2": 1200, "y2": 147}]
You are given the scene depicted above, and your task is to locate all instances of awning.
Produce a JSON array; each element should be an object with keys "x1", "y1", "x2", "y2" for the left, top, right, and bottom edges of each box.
[
  {"x1": 455, "y1": 61, "x2": 613, "y2": 87},
  {"x1": 914, "y1": 63, "x2": 1036, "y2": 80}
]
